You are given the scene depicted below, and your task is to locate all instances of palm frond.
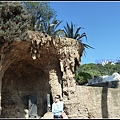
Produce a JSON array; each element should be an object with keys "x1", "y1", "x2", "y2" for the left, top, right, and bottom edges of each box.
[
  {"x1": 82, "y1": 43, "x2": 94, "y2": 49},
  {"x1": 64, "y1": 26, "x2": 69, "y2": 37},
  {"x1": 74, "y1": 34, "x2": 80, "y2": 40},
  {"x1": 51, "y1": 19, "x2": 57, "y2": 24},
  {"x1": 63, "y1": 21, "x2": 94, "y2": 57},
  {"x1": 66, "y1": 22, "x2": 71, "y2": 37},
  {"x1": 77, "y1": 33, "x2": 87, "y2": 41},
  {"x1": 54, "y1": 20, "x2": 63, "y2": 30},
  {"x1": 83, "y1": 50, "x2": 87, "y2": 57},
  {"x1": 74, "y1": 27, "x2": 82, "y2": 39},
  {"x1": 71, "y1": 22, "x2": 74, "y2": 38}
]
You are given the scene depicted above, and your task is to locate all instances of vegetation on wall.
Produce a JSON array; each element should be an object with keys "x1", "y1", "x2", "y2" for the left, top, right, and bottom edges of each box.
[
  {"x1": 22, "y1": 2, "x2": 64, "y2": 38},
  {"x1": 61, "y1": 22, "x2": 94, "y2": 56}
]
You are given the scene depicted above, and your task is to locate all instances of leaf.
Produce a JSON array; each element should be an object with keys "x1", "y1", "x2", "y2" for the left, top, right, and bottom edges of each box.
[
  {"x1": 54, "y1": 20, "x2": 63, "y2": 30},
  {"x1": 74, "y1": 27, "x2": 82, "y2": 39},
  {"x1": 82, "y1": 43, "x2": 94, "y2": 49}
]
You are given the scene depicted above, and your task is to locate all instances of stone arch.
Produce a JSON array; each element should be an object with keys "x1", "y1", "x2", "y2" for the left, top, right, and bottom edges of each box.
[
  {"x1": 1, "y1": 59, "x2": 51, "y2": 118},
  {"x1": 0, "y1": 30, "x2": 84, "y2": 118}
]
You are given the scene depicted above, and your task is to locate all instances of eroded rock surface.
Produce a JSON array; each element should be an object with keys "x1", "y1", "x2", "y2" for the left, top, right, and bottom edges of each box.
[{"x1": 0, "y1": 30, "x2": 84, "y2": 118}]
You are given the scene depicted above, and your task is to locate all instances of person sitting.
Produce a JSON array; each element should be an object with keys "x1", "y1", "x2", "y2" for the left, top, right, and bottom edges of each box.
[{"x1": 52, "y1": 95, "x2": 63, "y2": 118}]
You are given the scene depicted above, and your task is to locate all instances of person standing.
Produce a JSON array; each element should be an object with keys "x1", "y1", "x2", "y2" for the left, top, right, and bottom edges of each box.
[{"x1": 52, "y1": 95, "x2": 63, "y2": 118}]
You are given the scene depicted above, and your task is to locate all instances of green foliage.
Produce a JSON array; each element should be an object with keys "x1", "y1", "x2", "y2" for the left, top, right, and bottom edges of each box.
[
  {"x1": 75, "y1": 71, "x2": 92, "y2": 85},
  {"x1": 0, "y1": 2, "x2": 30, "y2": 44},
  {"x1": 104, "y1": 63, "x2": 114, "y2": 75},
  {"x1": 75, "y1": 63, "x2": 100, "y2": 85},
  {"x1": 22, "y1": 2, "x2": 64, "y2": 38},
  {"x1": 22, "y1": 2, "x2": 57, "y2": 31},
  {"x1": 75, "y1": 62, "x2": 120, "y2": 85},
  {"x1": 63, "y1": 22, "x2": 87, "y2": 40},
  {"x1": 40, "y1": 18, "x2": 63, "y2": 38},
  {"x1": 62, "y1": 22, "x2": 94, "y2": 56},
  {"x1": 114, "y1": 62, "x2": 120, "y2": 73}
]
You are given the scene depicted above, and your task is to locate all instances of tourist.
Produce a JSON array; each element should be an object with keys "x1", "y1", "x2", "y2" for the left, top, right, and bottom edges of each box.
[{"x1": 52, "y1": 95, "x2": 64, "y2": 118}]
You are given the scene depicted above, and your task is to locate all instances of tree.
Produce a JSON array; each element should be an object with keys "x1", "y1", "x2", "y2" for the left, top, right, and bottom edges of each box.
[
  {"x1": 22, "y1": 1, "x2": 57, "y2": 31},
  {"x1": 114, "y1": 62, "x2": 120, "y2": 73},
  {"x1": 62, "y1": 22, "x2": 94, "y2": 56},
  {"x1": 0, "y1": 1, "x2": 30, "y2": 45},
  {"x1": 75, "y1": 71, "x2": 92, "y2": 85}
]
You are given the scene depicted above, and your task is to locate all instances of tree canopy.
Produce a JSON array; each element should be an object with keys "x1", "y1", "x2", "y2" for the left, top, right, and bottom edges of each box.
[
  {"x1": 0, "y1": 1, "x2": 30, "y2": 45},
  {"x1": 21, "y1": 2, "x2": 57, "y2": 31}
]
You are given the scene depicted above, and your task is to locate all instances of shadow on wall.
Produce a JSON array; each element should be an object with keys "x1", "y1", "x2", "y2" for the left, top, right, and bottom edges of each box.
[
  {"x1": 95, "y1": 81, "x2": 119, "y2": 118},
  {"x1": 88, "y1": 81, "x2": 119, "y2": 88},
  {"x1": 101, "y1": 87, "x2": 108, "y2": 118}
]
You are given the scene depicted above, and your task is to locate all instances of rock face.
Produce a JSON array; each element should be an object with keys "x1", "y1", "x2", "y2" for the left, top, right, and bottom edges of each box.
[{"x1": 0, "y1": 30, "x2": 84, "y2": 118}]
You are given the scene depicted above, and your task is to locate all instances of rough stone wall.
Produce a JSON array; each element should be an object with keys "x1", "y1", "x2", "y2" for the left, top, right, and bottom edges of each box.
[
  {"x1": 0, "y1": 30, "x2": 84, "y2": 118},
  {"x1": 0, "y1": 30, "x2": 120, "y2": 118},
  {"x1": 64, "y1": 83, "x2": 120, "y2": 119},
  {"x1": 58, "y1": 38, "x2": 83, "y2": 101},
  {"x1": 28, "y1": 30, "x2": 84, "y2": 99}
]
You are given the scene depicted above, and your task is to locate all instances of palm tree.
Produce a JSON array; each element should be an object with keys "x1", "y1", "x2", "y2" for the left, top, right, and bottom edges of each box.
[{"x1": 63, "y1": 22, "x2": 94, "y2": 56}]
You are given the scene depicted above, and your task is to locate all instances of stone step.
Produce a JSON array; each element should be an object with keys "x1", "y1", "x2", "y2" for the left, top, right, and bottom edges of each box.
[{"x1": 68, "y1": 114, "x2": 83, "y2": 119}]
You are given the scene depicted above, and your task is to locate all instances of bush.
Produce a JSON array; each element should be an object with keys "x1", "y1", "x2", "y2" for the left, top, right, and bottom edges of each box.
[
  {"x1": 0, "y1": 2, "x2": 30, "y2": 44},
  {"x1": 75, "y1": 72, "x2": 92, "y2": 85}
]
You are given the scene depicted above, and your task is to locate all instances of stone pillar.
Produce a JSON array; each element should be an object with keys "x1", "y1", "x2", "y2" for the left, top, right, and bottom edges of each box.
[
  {"x1": 58, "y1": 43, "x2": 81, "y2": 101},
  {"x1": 60, "y1": 58, "x2": 76, "y2": 101},
  {"x1": 44, "y1": 64, "x2": 62, "y2": 100}
]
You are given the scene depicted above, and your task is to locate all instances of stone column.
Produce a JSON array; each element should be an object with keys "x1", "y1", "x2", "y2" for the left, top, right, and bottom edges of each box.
[
  {"x1": 44, "y1": 64, "x2": 62, "y2": 100},
  {"x1": 60, "y1": 58, "x2": 76, "y2": 101}
]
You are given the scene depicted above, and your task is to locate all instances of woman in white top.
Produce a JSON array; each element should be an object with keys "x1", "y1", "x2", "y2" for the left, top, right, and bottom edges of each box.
[{"x1": 52, "y1": 95, "x2": 63, "y2": 118}]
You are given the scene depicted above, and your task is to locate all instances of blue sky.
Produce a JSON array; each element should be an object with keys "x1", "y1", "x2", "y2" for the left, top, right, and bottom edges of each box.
[{"x1": 50, "y1": 1, "x2": 120, "y2": 65}]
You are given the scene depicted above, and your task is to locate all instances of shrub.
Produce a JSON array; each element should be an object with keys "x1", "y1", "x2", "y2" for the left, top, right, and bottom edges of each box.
[{"x1": 0, "y1": 2, "x2": 30, "y2": 45}]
